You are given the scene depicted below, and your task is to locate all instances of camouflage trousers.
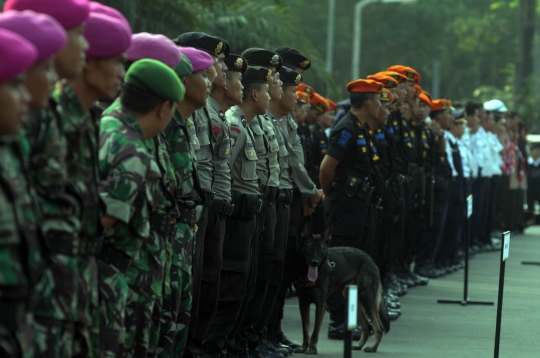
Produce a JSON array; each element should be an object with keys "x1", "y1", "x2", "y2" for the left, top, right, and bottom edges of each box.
[
  {"x1": 0, "y1": 306, "x2": 34, "y2": 358},
  {"x1": 96, "y1": 259, "x2": 128, "y2": 358}
]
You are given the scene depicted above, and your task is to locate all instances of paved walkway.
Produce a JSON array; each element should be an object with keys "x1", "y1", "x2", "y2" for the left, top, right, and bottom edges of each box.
[{"x1": 282, "y1": 226, "x2": 540, "y2": 357}]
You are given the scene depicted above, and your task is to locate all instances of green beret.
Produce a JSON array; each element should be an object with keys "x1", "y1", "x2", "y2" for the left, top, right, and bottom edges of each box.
[
  {"x1": 125, "y1": 59, "x2": 185, "y2": 102},
  {"x1": 174, "y1": 54, "x2": 193, "y2": 78}
]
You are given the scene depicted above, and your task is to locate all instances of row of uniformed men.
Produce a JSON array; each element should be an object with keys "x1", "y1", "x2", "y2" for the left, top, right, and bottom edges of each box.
[{"x1": 0, "y1": 1, "x2": 333, "y2": 358}]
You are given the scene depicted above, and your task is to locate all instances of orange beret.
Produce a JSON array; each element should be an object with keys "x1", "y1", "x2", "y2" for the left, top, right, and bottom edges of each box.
[
  {"x1": 381, "y1": 88, "x2": 393, "y2": 102},
  {"x1": 297, "y1": 83, "x2": 315, "y2": 98},
  {"x1": 346, "y1": 79, "x2": 383, "y2": 94},
  {"x1": 296, "y1": 91, "x2": 310, "y2": 104},
  {"x1": 381, "y1": 71, "x2": 408, "y2": 84},
  {"x1": 327, "y1": 99, "x2": 337, "y2": 111},
  {"x1": 431, "y1": 99, "x2": 451, "y2": 111},
  {"x1": 387, "y1": 65, "x2": 421, "y2": 84},
  {"x1": 418, "y1": 91, "x2": 432, "y2": 106},
  {"x1": 367, "y1": 73, "x2": 399, "y2": 89},
  {"x1": 413, "y1": 84, "x2": 423, "y2": 96},
  {"x1": 310, "y1": 93, "x2": 330, "y2": 113}
]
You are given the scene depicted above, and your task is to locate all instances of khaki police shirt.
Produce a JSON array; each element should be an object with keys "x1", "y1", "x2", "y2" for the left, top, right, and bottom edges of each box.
[
  {"x1": 187, "y1": 108, "x2": 213, "y2": 193},
  {"x1": 226, "y1": 106, "x2": 261, "y2": 196},
  {"x1": 207, "y1": 97, "x2": 232, "y2": 203},
  {"x1": 263, "y1": 111, "x2": 281, "y2": 188},
  {"x1": 250, "y1": 115, "x2": 269, "y2": 187}
]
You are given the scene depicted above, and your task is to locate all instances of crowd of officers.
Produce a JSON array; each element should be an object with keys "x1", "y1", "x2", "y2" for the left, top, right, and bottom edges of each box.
[{"x1": 0, "y1": 0, "x2": 517, "y2": 358}]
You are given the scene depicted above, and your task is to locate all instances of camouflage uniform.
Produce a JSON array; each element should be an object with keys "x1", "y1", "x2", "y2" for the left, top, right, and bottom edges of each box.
[
  {"x1": 0, "y1": 135, "x2": 44, "y2": 358},
  {"x1": 158, "y1": 112, "x2": 205, "y2": 357},
  {"x1": 25, "y1": 88, "x2": 86, "y2": 357},
  {"x1": 98, "y1": 108, "x2": 166, "y2": 358}
]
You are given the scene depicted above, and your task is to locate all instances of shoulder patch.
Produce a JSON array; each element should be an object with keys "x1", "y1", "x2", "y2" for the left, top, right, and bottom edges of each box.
[
  {"x1": 212, "y1": 125, "x2": 222, "y2": 137},
  {"x1": 230, "y1": 126, "x2": 241, "y2": 133},
  {"x1": 338, "y1": 130, "x2": 352, "y2": 147}
]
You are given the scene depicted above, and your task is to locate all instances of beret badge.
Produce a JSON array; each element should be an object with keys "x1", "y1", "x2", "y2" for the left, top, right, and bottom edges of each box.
[
  {"x1": 300, "y1": 59, "x2": 310, "y2": 68},
  {"x1": 270, "y1": 54, "x2": 280, "y2": 65},
  {"x1": 215, "y1": 41, "x2": 223, "y2": 54},
  {"x1": 295, "y1": 74, "x2": 302, "y2": 84},
  {"x1": 234, "y1": 57, "x2": 244, "y2": 68},
  {"x1": 266, "y1": 69, "x2": 272, "y2": 81}
]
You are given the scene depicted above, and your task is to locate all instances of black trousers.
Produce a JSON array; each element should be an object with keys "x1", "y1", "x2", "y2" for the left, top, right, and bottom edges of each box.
[
  {"x1": 202, "y1": 215, "x2": 257, "y2": 357},
  {"x1": 398, "y1": 173, "x2": 422, "y2": 265},
  {"x1": 471, "y1": 175, "x2": 490, "y2": 246},
  {"x1": 267, "y1": 190, "x2": 302, "y2": 336},
  {"x1": 487, "y1": 175, "x2": 502, "y2": 235},
  {"x1": 436, "y1": 178, "x2": 465, "y2": 266},
  {"x1": 185, "y1": 208, "x2": 227, "y2": 358}
]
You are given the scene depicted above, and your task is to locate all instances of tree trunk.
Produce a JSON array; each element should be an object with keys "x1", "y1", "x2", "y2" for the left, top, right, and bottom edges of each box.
[{"x1": 515, "y1": 0, "x2": 537, "y2": 102}]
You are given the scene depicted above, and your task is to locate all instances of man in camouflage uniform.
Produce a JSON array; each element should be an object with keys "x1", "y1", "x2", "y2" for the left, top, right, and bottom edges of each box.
[
  {"x1": 98, "y1": 59, "x2": 183, "y2": 357},
  {"x1": 0, "y1": 27, "x2": 44, "y2": 358},
  {"x1": 157, "y1": 49, "x2": 212, "y2": 357},
  {"x1": 3, "y1": 1, "x2": 92, "y2": 356}
]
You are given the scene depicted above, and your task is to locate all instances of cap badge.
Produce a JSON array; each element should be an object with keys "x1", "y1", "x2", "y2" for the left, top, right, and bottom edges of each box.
[
  {"x1": 270, "y1": 54, "x2": 280, "y2": 65},
  {"x1": 266, "y1": 70, "x2": 273, "y2": 81},
  {"x1": 295, "y1": 74, "x2": 302, "y2": 84},
  {"x1": 406, "y1": 71, "x2": 415, "y2": 80},
  {"x1": 300, "y1": 59, "x2": 310, "y2": 68},
  {"x1": 215, "y1": 41, "x2": 223, "y2": 54},
  {"x1": 234, "y1": 58, "x2": 244, "y2": 69}
]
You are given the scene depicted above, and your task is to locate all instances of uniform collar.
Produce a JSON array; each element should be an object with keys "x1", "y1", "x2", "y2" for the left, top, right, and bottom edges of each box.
[
  {"x1": 52, "y1": 81, "x2": 86, "y2": 123},
  {"x1": 207, "y1": 96, "x2": 222, "y2": 112}
]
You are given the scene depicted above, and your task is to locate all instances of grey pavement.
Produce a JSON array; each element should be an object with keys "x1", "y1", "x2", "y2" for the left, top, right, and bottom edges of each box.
[{"x1": 282, "y1": 226, "x2": 540, "y2": 358}]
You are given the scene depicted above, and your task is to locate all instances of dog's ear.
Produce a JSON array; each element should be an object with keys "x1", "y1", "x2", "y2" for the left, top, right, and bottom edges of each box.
[
  {"x1": 301, "y1": 217, "x2": 313, "y2": 239},
  {"x1": 322, "y1": 225, "x2": 332, "y2": 243}
]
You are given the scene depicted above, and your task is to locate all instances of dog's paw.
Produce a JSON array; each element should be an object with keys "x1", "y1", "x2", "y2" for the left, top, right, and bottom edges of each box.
[
  {"x1": 364, "y1": 346, "x2": 378, "y2": 353},
  {"x1": 352, "y1": 345, "x2": 364, "y2": 351},
  {"x1": 306, "y1": 347, "x2": 318, "y2": 354},
  {"x1": 293, "y1": 347, "x2": 307, "y2": 354}
]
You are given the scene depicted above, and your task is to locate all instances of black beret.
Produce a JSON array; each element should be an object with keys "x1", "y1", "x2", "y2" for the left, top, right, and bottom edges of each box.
[
  {"x1": 173, "y1": 32, "x2": 230, "y2": 58},
  {"x1": 241, "y1": 67, "x2": 272, "y2": 85},
  {"x1": 275, "y1": 46, "x2": 311, "y2": 71},
  {"x1": 225, "y1": 54, "x2": 247, "y2": 75},
  {"x1": 279, "y1": 66, "x2": 302, "y2": 86},
  {"x1": 241, "y1": 48, "x2": 282, "y2": 71}
]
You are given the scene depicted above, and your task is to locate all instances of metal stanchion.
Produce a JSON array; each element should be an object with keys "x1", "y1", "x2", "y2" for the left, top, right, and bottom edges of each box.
[{"x1": 494, "y1": 231, "x2": 510, "y2": 358}]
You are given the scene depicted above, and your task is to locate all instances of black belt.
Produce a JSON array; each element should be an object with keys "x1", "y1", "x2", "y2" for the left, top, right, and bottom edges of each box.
[
  {"x1": 178, "y1": 205, "x2": 202, "y2": 226},
  {"x1": 97, "y1": 244, "x2": 132, "y2": 274},
  {"x1": 149, "y1": 212, "x2": 176, "y2": 240},
  {"x1": 211, "y1": 199, "x2": 235, "y2": 216},
  {"x1": 43, "y1": 233, "x2": 101, "y2": 256},
  {"x1": 78, "y1": 238, "x2": 103, "y2": 256},
  {"x1": 202, "y1": 190, "x2": 214, "y2": 207},
  {"x1": 265, "y1": 187, "x2": 279, "y2": 200},
  {"x1": 278, "y1": 188, "x2": 293, "y2": 203}
]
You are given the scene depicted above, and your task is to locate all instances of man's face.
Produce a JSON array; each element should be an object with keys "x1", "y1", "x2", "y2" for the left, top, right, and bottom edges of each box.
[
  {"x1": 56, "y1": 24, "x2": 88, "y2": 80},
  {"x1": 434, "y1": 109, "x2": 451, "y2": 130},
  {"x1": 185, "y1": 68, "x2": 211, "y2": 108},
  {"x1": 416, "y1": 101, "x2": 430, "y2": 120},
  {"x1": 25, "y1": 57, "x2": 58, "y2": 111},
  {"x1": 255, "y1": 83, "x2": 270, "y2": 114},
  {"x1": 225, "y1": 71, "x2": 243, "y2": 104},
  {"x1": 469, "y1": 108, "x2": 480, "y2": 127},
  {"x1": 377, "y1": 102, "x2": 390, "y2": 126},
  {"x1": 408, "y1": 96, "x2": 419, "y2": 119},
  {"x1": 395, "y1": 83, "x2": 406, "y2": 105},
  {"x1": 479, "y1": 108, "x2": 487, "y2": 122},
  {"x1": 367, "y1": 94, "x2": 382, "y2": 120},
  {"x1": 279, "y1": 85, "x2": 297, "y2": 113},
  {"x1": 85, "y1": 54, "x2": 126, "y2": 100},
  {"x1": 271, "y1": 78, "x2": 283, "y2": 101},
  {"x1": 208, "y1": 57, "x2": 217, "y2": 84},
  {"x1": 212, "y1": 53, "x2": 227, "y2": 88},
  {"x1": 483, "y1": 111, "x2": 495, "y2": 131},
  {"x1": 305, "y1": 107, "x2": 318, "y2": 125},
  {"x1": 404, "y1": 81, "x2": 415, "y2": 102},
  {"x1": 320, "y1": 109, "x2": 335, "y2": 128},
  {"x1": 293, "y1": 102, "x2": 307, "y2": 124},
  {"x1": 0, "y1": 75, "x2": 31, "y2": 135}
]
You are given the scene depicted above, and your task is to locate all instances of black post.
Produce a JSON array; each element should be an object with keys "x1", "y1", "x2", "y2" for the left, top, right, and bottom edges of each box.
[
  {"x1": 344, "y1": 286, "x2": 352, "y2": 358},
  {"x1": 494, "y1": 231, "x2": 510, "y2": 358}
]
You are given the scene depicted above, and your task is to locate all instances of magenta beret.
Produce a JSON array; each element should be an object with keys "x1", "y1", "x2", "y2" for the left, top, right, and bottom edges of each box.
[
  {"x1": 0, "y1": 28, "x2": 37, "y2": 82},
  {"x1": 89, "y1": 2, "x2": 130, "y2": 32},
  {"x1": 179, "y1": 47, "x2": 214, "y2": 73},
  {"x1": 84, "y1": 12, "x2": 131, "y2": 58},
  {"x1": 0, "y1": 11, "x2": 67, "y2": 64},
  {"x1": 126, "y1": 32, "x2": 180, "y2": 68},
  {"x1": 4, "y1": 0, "x2": 90, "y2": 29}
]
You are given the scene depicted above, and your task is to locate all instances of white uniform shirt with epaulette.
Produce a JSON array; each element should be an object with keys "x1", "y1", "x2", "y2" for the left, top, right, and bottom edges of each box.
[
  {"x1": 263, "y1": 110, "x2": 281, "y2": 188},
  {"x1": 207, "y1": 97, "x2": 232, "y2": 203},
  {"x1": 271, "y1": 114, "x2": 293, "y2": 190},
  {"x1": 278, "y1": 114, "x2": 317, "y2": 196},
  {"x1": 226, "y1": 106, "x2": 261, "y2": 196},
  {"x1": 188, "y1": 108, "x2": 214, "y2": 193},
  {"x1": 250, "y1": 115, "x2": 270, "y2": 186}
]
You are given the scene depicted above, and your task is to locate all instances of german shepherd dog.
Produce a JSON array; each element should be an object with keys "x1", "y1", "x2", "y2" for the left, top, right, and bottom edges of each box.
[{"x1": 294, "y1": 231, "x2": 390, "y2": 354}]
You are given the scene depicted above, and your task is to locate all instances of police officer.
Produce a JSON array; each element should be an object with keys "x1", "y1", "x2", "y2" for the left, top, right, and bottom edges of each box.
[
  {"x1": 319, "y1": 79, "x2": 384, "y2": 338},
  {"x1": 202, "y1": 67, "x2": 269, "y2": 358}
]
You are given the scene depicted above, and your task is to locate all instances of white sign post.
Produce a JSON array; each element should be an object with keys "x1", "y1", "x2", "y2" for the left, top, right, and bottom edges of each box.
[{"x1": 494, "y1": 231, "x2": 510, "y2": 358}]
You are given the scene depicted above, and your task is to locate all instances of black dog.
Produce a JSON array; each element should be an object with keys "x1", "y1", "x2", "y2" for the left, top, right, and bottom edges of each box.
[{"x1": 294, "y1": 232, "x2": 390, "y2": 354}]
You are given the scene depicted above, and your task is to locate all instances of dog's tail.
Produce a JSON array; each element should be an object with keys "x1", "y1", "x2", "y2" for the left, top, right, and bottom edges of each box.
[{"x1": 378, "y1": 299, "x2": 391, "y2": 333}]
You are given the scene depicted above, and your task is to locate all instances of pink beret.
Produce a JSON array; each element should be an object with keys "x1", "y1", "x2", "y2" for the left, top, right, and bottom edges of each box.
[
  {"x1": 4, "y1": 0, "x2": 90, "y2": 29},
  {"x1": 0, "y1": 11, "x2": 67, "y2": 64},
  {"x1": 89, "y1": 2, "x2": 130, "y2": 32},
  {"x1": 126, "y1": 32, "x2": 180, "y2": 68},
  {"x1": 179, "y1": 47, "x2": 214, "y2": 73},
  {"x1": 0, "y1": 28, "x2": 37, "y2": 82},
  {"x1": 84, "y1": 12, "x2": 131, "y2": 58}
]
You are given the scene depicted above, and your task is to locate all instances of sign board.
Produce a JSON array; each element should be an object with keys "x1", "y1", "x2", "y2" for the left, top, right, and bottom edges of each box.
[
  {"x1": 347, "y1": 285, "x2": 358, "y2": 330},
  {"x1": 502, "y1": 232, "x2": 510, "y2": 262},
  {"x1": 467, "y1": 195, "x2": 473, "y2": 218}
]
